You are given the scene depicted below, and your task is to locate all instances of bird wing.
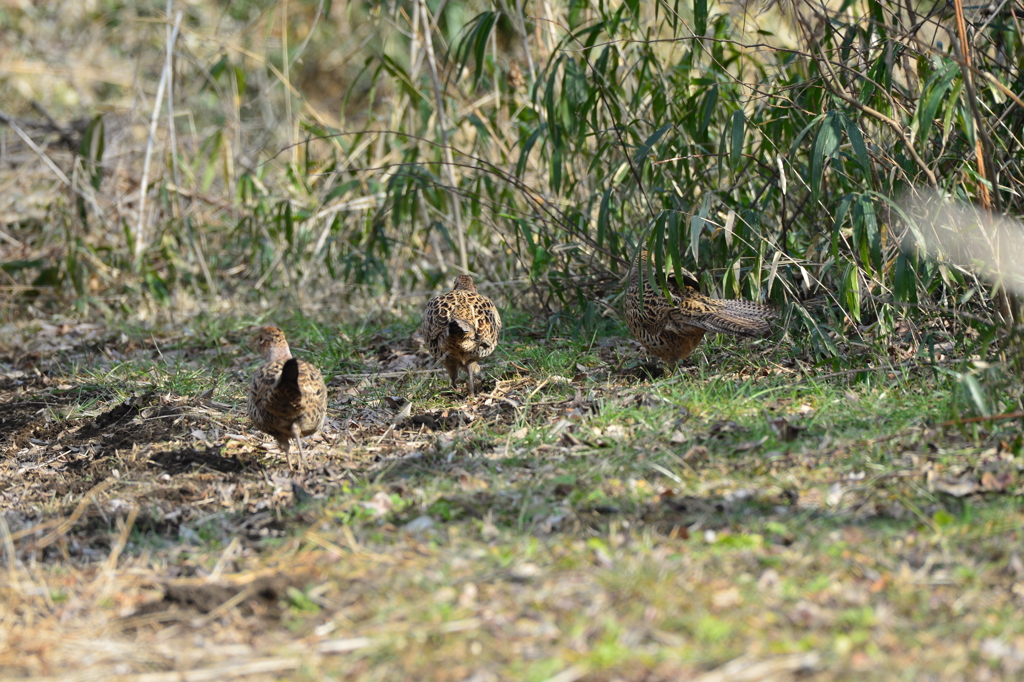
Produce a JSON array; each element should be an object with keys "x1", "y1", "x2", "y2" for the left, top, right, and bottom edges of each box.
[
  {"x1": 296, "y1": 361, "x2": 327, "y2": 408},
  {"x1": 670, "y1": 294, "x2": 772, "y2": 337},
  {"x1": 471, "y1": 295, "x2": 501, "y2": 351},
  {"x1": 249, "y1": 362, "x2": 280, "y2": 408},
  {"x1": 423, "y1": 295, "x2": 450, "y2": 343}
]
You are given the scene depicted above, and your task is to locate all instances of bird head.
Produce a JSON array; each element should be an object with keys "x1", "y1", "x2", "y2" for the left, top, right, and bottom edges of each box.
[
  {"x1": 453, "y1": 275, "x2": 478, "y2": 292},
  {"x1": 253, "y1": 326, "x2": 292, "y2": 362}
]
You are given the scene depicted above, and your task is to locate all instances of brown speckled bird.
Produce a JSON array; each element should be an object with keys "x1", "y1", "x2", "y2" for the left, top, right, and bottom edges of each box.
[
  {"x1": 423, "y1": 275, "x2": 502, "y2": 396},
  {"x1": 625, "y1": 250, "x2": 772, "y2": 371},
  {"x1": 247, "y1": 326, "x2": 327, "y2": 470}
]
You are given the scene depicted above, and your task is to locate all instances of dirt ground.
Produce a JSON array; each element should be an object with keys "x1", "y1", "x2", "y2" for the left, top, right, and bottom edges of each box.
[
  {"x1": 1, "y1": 320, "x2": 697, "y2": 680},
  {"x1": 4, "y1": 319, "x2": 1023, "y2": 681}
]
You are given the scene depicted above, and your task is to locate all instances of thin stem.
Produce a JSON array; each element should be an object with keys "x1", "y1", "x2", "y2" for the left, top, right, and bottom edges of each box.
[
  {"x1": 420, "y1": 0, "x2": 468, "y2": 274},
  {"x1": 136, "y1": 10, "x2": 183, "y2": 268}
]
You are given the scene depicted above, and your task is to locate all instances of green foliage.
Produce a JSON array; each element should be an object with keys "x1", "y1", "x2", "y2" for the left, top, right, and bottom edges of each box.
[
  {"x1": 311, "y1": 0, "x2": 1024, "y2": 364},
  {"x1": 2, "y1": 0, "x2": 1023, "y2": 373}
]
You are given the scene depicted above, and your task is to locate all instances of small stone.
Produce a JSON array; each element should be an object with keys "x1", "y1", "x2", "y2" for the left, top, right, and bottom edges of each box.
[
  {"x1": 403, "y1": 515, "x2": 435, "y2": 533},
  {"x1": 509, "y1": 562, "x2": 541, "y2": 581}
]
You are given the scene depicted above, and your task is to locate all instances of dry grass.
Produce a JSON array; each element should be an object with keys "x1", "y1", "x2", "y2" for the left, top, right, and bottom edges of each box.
[
  {"x1": 2, "y1": 313, "x2": 1024, "y2": 680},
  {"x1": 0, "y1": 0, "x2": 475, "y2": 317},
  {"x1": 6, "y1": 2, "x2": 1024, "y2": 680}
]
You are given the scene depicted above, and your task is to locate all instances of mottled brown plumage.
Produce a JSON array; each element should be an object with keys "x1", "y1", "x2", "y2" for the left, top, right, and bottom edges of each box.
[
  {"x1": 423, "y1": 275, "x2": 502, "y2": 396},
  {"x1": 247, "y1": 326, "x2": 327, "y2": 470},
  {"x1": 625, "y1": 250, "x2": 772, "y2": 371}
]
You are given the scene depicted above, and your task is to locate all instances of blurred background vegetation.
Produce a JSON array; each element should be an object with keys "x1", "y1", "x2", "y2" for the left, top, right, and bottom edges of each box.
[{"x1": 1, "y1": 0, "x2": 1023, "y2": 368}]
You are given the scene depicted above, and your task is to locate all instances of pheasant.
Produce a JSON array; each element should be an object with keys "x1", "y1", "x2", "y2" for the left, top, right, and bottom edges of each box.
[
  {"x1": 247, "y1": 326, "x2": 327, "y2": 470},
  {"x1": 423, "y1": 275, "x2": 502, "y2": 396},
  {"x1": 625, "y1": 250, "x2": 772, "y2": 372}
]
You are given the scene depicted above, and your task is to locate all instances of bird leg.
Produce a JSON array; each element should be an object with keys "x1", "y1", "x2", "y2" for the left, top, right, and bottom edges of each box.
[
  {"x1": 443, "y1": 357, "x2": 461, "y2": 389},
  {"x1": 290, "y1": 422, "x2": 307, "y2": 471},
  {"x1": 467, "y1": 361, "x2": 481, "y2": 397},
  {"x1": 276, "y1": 436, "x2": 295, "y2": 471}
]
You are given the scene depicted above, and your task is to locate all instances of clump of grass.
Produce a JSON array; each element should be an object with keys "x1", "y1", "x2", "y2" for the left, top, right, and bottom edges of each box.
[{"x1": 1, "y1": 0, "x2": 1020, "y2": 376}]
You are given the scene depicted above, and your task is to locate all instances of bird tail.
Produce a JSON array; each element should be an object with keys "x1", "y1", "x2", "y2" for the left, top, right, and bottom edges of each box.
[
  {"x1": 275, "y1": 358, "x2": 304, "y2": 400},
  {"x1": 447, "y1": 318, "x2": 478, "y2": 352},
  {"x1": 696, "y1": 300, "x2": 773, "y2": 337},
  {"x1": 448, "y1": 318, "x2": 473, "y2": 336}
]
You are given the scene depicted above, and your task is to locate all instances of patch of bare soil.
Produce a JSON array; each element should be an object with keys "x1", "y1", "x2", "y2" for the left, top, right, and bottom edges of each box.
[
  {"x1": 0, "y1": 344, "x2": 604, "y2": 556},
  {"x1": 0, "y1": 398, "x2": 50, "y2": 442},
  {"x1": 125, "y1": 571, "x2": 313, "y2": 627},
  {"x1": 0, "y1": 331, "x2": 434, "y2": 559}
]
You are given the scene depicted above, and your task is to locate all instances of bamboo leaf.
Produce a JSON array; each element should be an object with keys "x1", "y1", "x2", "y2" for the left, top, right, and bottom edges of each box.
[
  {"x1": 233, "y1": 65, "x2": 246, "y2": 97},
  {"x1": 694, "y1": 0, "x2": 708, "y2": 36},
  {"x1": 472, "y1": 13, "x2": 499, "y2": 89},
  {"x1": 810, "y1": 112, "x2": 841, "y2": 204},
  {"x1": 564, "y1": 57, "x2": 589, "y2": 114},
  {"x1": 668, "y1": 210, "x2": 684, "y2": 288},
  {"x1": 597, "y1": 189, "x2": 611, "y2": 249},
  {"x1": 843, "y1": 262, "x2": 861, "y2": 323},
  {"x1": 842, "y1": 113, "x2": 870, "y2": 176},
  {"x1": 698, "y1": 84, "x2": 718, "y2": 140},
  {"x1": 625, "y1": 0, "x2": 640, "y2": 22},
  {"x1": 794, "y1": 303, "x2": 839, "y2": 357},
  {"x1": 450, "y1": 12, "x2": 499, "y2": 90},
  {"x1": 634, "y1": 123, "x2": 673, "y2": 170},
  {"x1": 730, "y1": 110, "x2": 745, "y2": 168},
  {"x1": 893, "y1": 250, "x2": 918, "y2": 303},
  {"x1": 78, "y1": 115, "x2": 105, "y2": 191},
  {"x1": 690, "y1": 194, "x2": 710, "y2": 264},
  {"x1": 916, "y1": 61, "x2": 959, "y2": 144},
  {"x1": 516, "y1": 125, "x2": 546, "y2": 178},
  {"x1": 832, "y1": 194, "x2": 852, "y2": 264},
  {"x1": 653, "y1": 212, "x2": 667, "y2": 294},
  {"x1": 551, "y1": 146, "x2": 563, "y2": 194},
  {"x1": 860, "y1": 194, "x2": 881, "y2": 274},
  {"x1": 962, "y1": 374, "x2": 991, "y2": 417},
  {"x1": 766, "y1": 249, "x2": 782, "y2": 298}
]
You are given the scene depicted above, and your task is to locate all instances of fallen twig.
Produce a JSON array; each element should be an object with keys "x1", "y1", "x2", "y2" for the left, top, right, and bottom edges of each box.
[{"x1": 942, "y1": 411, "x2": 1024, "y2": 426}]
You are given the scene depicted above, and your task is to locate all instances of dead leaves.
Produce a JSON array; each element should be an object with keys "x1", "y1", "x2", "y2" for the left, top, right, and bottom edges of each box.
[
  {"x1": 362, "y1": 491, "x2": 394, "y2": 516},
  {"x1": 930, "y1": 468, "x2": 1015, "y2": 497},
  {"x1": 405, "y1": 408, "x2": 474, "y2": 431},
  {"x1": 734, "y1": 435, "x2": 768, "y2": 452},
  {"x1": 917, "y1": 443, "x2": 1020, "y2": 498}
]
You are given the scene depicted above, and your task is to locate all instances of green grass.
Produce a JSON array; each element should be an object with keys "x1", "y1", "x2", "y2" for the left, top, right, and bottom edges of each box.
[
  {"x1": 6, "y1": 0, "x2": 1024, "y2": 675},
  {"x1": 3, "y1": 313, "x2": 1023, "y2": 679}
]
